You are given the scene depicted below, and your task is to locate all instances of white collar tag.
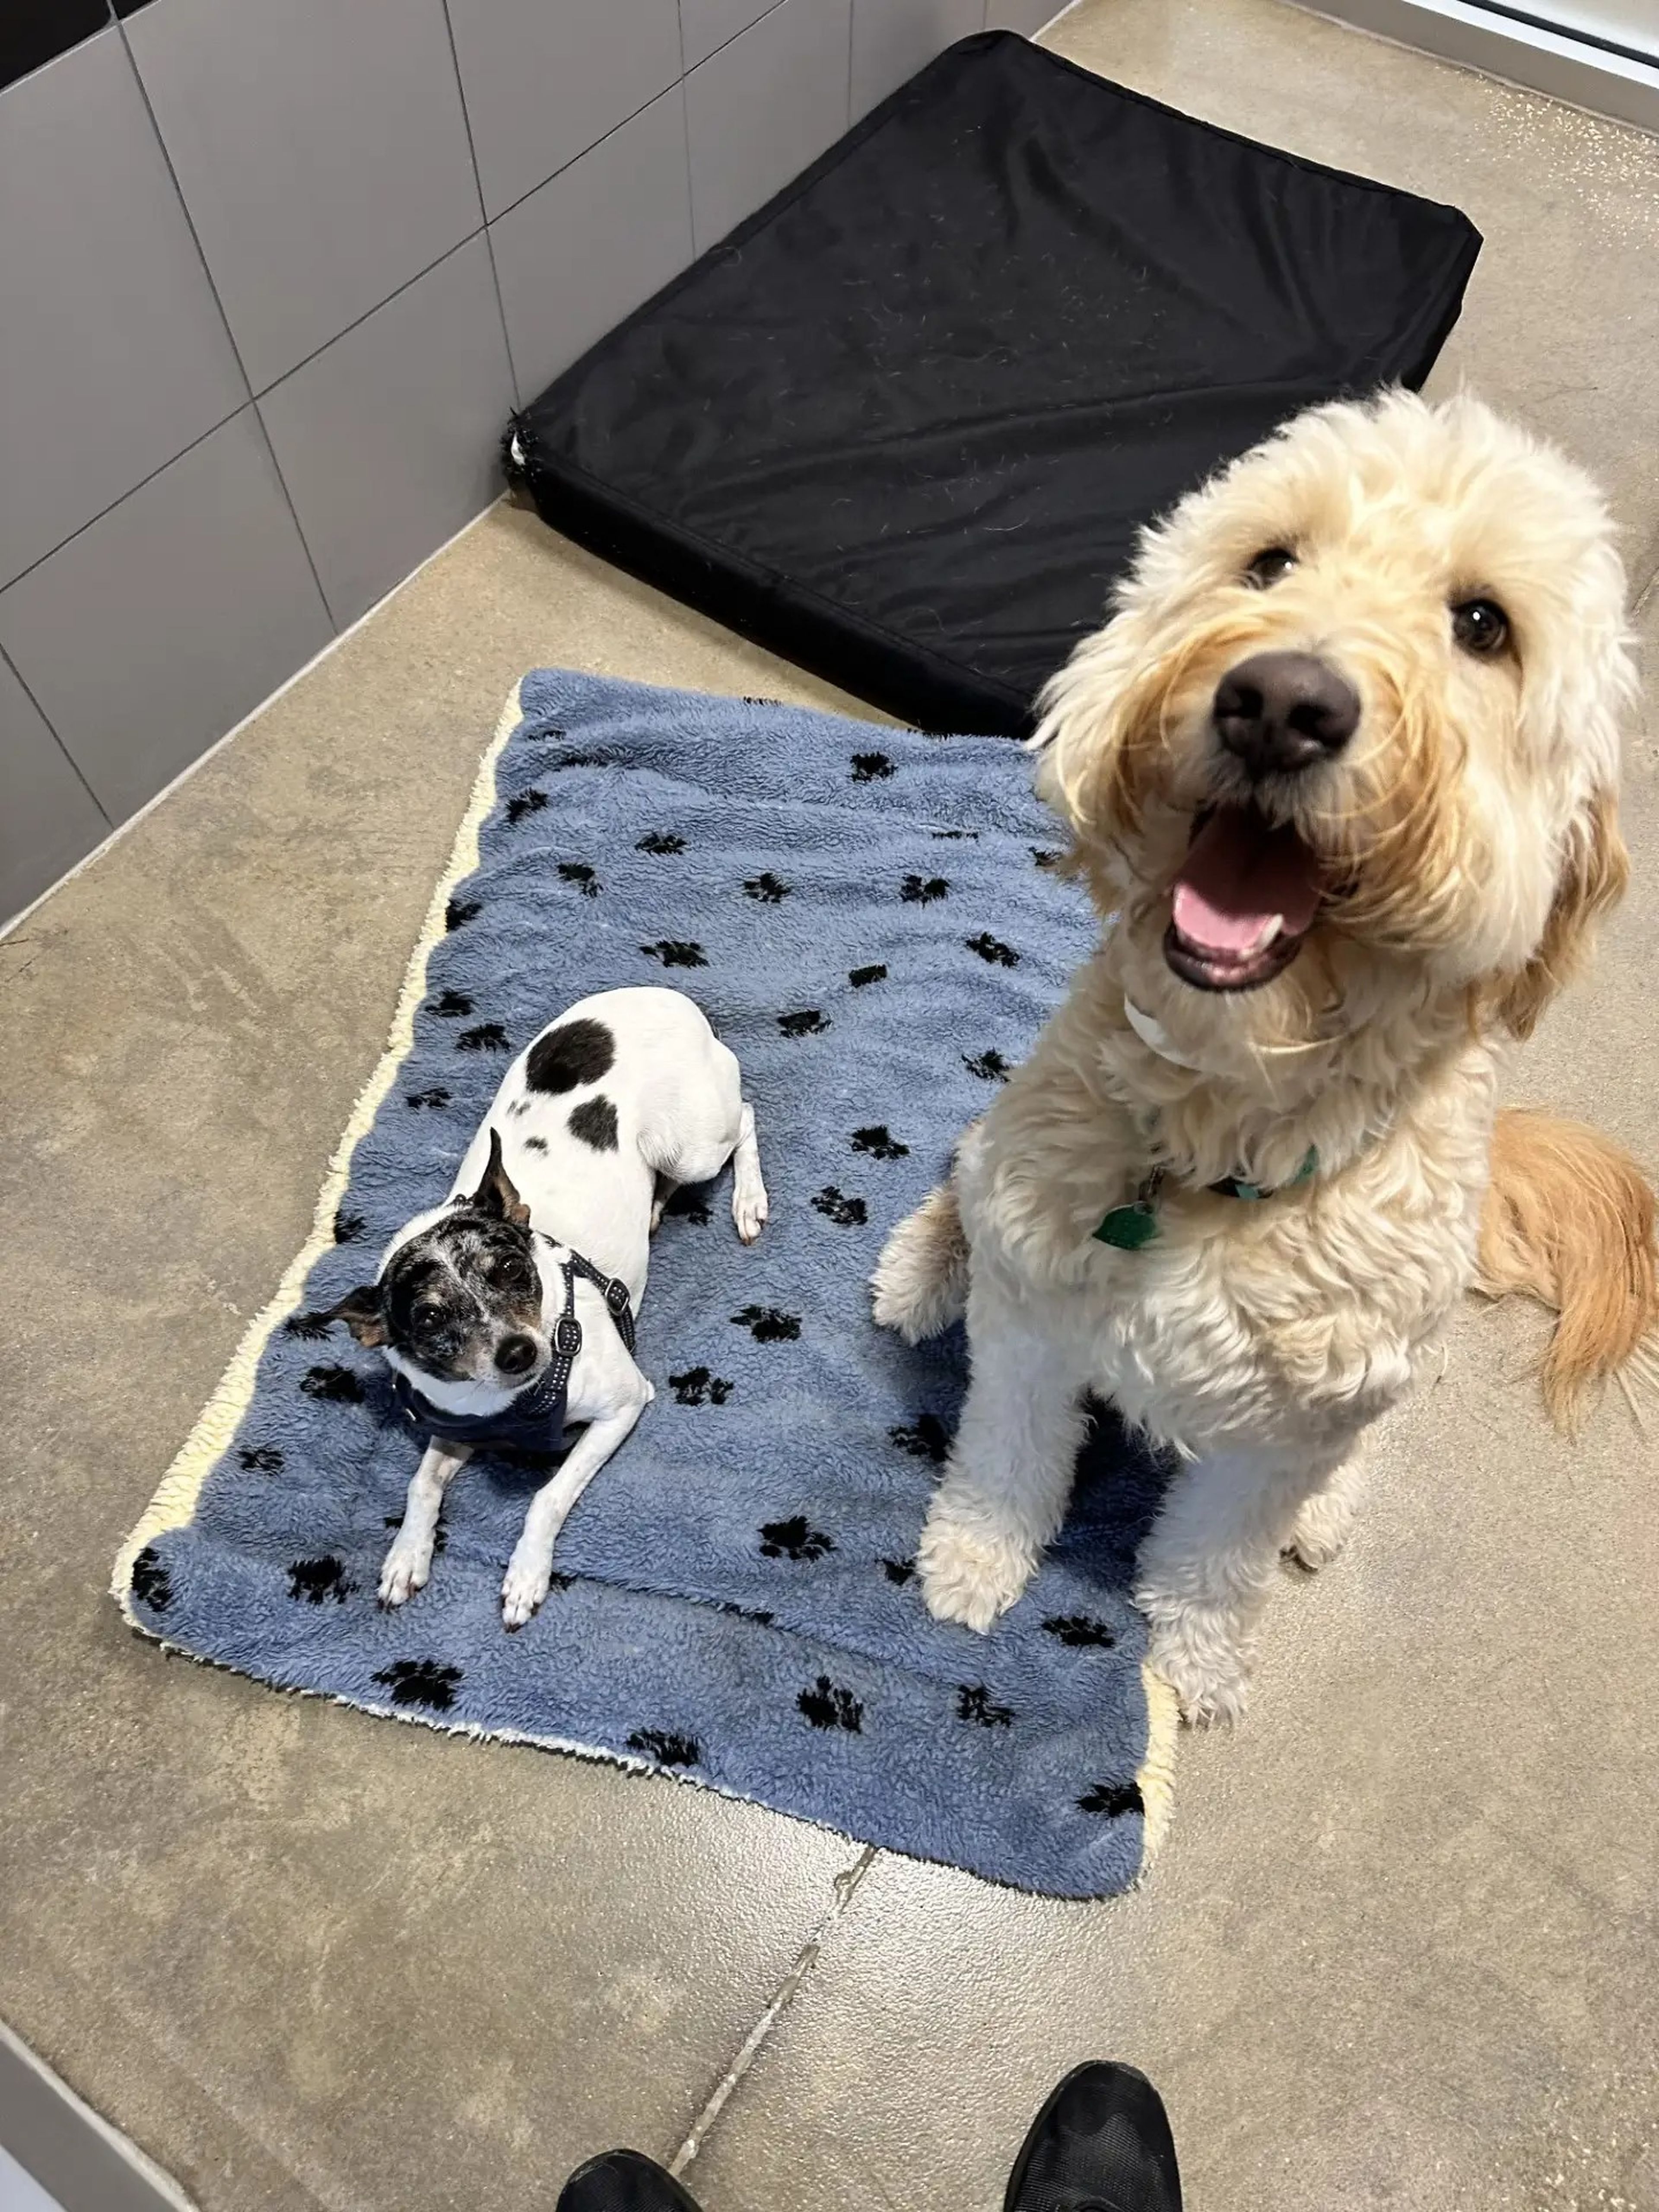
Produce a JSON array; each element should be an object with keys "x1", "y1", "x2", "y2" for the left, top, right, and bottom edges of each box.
[{"x1": 1123, "y1": 993, "x2": 1212, "y2": 1071}]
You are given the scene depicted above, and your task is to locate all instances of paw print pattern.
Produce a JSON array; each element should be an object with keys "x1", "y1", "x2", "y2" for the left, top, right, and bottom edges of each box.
[
  {"x1": 731, "y1": 1305, "x2": 801, "y2": 1343},
  {"x1": 457, "y1": 1023, "x2": 510, "y2": 1052},
  {"x1": 880, "y1": 1557, "x2": 916, "y2": 1586},
  {"x1": 432, "y1": 989, "x2": 474, "y2": 1017},
  {"x1": 1032, "y1": 847, "x2": 1062, "y2": 871},
  {"x1": 760, "y1": 1516, "x2": 834, "y2": 1562},
  {"x1": 445, "y1": 897, "x2": 481, "y2": 931},
  {"x1": 931, "y1": 828, "x2": 978, "y2": 841},
  {"x1": 957, "y1": 1684, "x2": 1014, "y2": 1728},
  {"x1": 963, "y1": 1049, "x2": 1010, "y2": 1081},
  {"x1": 966, "y1": 932, "x2": 1018, "y2": 967},
  {"x1": 1043, "y1": 1614, "x2": 1118, "y2": 1649},
  {"x1": 848, "y1": 963, "x2": 887, "y2": 988},
  {"x1": 851, "y1": 752, "x2": 894, "y2": 783},
  {"x1": 130, "y1": 1545, "x2": 173, "y2": 1612},
  {"x1": 669, "y1": 1366, "x2": 734, "y2": 1406},
  {"x1": 506, "y1": 788, "x2": 547, "y2": 824},
  {"x1": 779, "y1": 1010, "x2": 829, "y2": 1038},
  {"x1": 627, "y1": 1729, "x2": 700, "y2": 1768},
  {"x1": 407, "y1": 1087, "x2": 451, "y2": 1111},
  {"x1": 288, "y1": 1556, "x2": 356, "y2": 1605},
  {"x1": 901, "y1": 874, "x2": 948, "y2": 905},
  {"x1": 373, "y1": 1659, "x2": 462, "y2": 1712},
  {"x1": 1077, "y1": 1781, "x2": 1142, "y2": 1818},
  {"x1": 642, "y1": 941, "x2": 708, "y2": 969},
  {"x1": 334, "y1": 1210, "x2": 365, "y2": 1245},
  {"x1": 744, "y1": 873, "x2": 790, "y2": 904},
  {"x1": 852, "y1": 1125, "x2": 909, "y2": 1161},
  {"x1": 890, "y1": 1414, "x2": 950, "y2": 1464},
  {"x1": 301, "y1": 1364, "x2": 364, "y2": 1404},
  {"x1": 239, "y1": 1445, "x2": 284, "y2": 1472},
  {"x1": 811, "y1": 1186, "x2": 866, "y2": 1227},
  {"x1": 637, "y1": 832, "x2": 686, "y2": 855},
  {"x1": 558, "y1": 861, "x2": 600, "y2": 898},
  {"x1": 799, "y1": 1677, "x2": 862, "y2": 1732}
]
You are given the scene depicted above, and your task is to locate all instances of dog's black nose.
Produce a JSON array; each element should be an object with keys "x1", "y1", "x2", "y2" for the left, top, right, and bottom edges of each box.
[
  {"x1": 1213, "y1": 652, "x2": 1360, "y2": 779},
  {"x1": 495, "y1": 1333, "x2": 537, "y2": 1377}
]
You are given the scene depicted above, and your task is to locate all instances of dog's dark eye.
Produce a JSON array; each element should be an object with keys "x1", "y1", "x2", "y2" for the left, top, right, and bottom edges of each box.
[
  {"x1": 1451, "y1": 597, "x2": 1510, "y2": 656},
  {"x1": 1245, "y1": 547, "x2": 1297, "y2": 588}
]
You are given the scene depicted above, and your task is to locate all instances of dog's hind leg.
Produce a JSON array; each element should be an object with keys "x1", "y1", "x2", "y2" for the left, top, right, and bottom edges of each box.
[
  {"x1": 1285, "y1": 1431, "x2": 1371, "y2": 1571},
  {"x1": 872, "y1": 1181, "x2": 970, "y2": 1343},
  {"x1": 381, "y1": 1440, "x2": 470, "y2": 1606},
  {"x1": 730, "y1": 1100, "x2": 768, "y2": 1244}
]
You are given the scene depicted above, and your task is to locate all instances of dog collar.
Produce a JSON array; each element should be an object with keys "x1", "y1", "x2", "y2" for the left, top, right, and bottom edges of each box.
[
  {"x1": 1094, "y1": 1147, "x2": 1319, "y2": 1251},
  {"x1": 393, "y1": 1248, "x2": 635, "y2": 1453}
]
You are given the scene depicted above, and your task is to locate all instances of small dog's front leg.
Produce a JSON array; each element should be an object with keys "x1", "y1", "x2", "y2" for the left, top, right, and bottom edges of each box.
[
  {"x1": 380, "y1": 1440, "x2": 470, "y2": 1606},
  {"x1": 916, "y1": 1289, "x2": 1090, "y2": 1633},
  {"x1": 501, "y1": 1383, "x2": 652, "y2": 1628},
  {"x1": 730, "y1": 1100, "x2": 769, "y2": 1243}
]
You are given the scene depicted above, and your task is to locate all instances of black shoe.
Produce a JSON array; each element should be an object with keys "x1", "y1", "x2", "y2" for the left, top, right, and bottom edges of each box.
[
  {"x1": 1004, "y1": 2062, "x2": 1182, "y2": 2212},
  {"x1": 556, "y1": 2148, "x2": 704, "y2": 2212}
]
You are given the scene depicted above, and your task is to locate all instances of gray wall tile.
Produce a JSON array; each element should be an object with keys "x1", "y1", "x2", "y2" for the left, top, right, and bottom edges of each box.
[
  {"x1": 0, "y1": 654, "x2": 109, "y2": 927},
  {"x1": 0, "y1": 410, "x2": 332, "y2": 825},
  {"x1": 686, "y1": 0, "x2": 853, "y2": 252},
  {"x1": 448, "y1": 0, "x2": 682, "y2": 220},
  {"x1": 985, "y1": 0, "x2": 1054, "y2": 30},
  {"x1": 491, "y1": 85, "x2": 693, "y2": 404},
  {"x1": 0, "y1": 29, "x2": 246, "y2": 589},
  {"x1": 125, "y1": 0, "x2": 481, "y2": 393},
  {"x1": 681, "y1": 0, "x2": 779, "y2": 71},
  {"x1": 259, "y1": 236, "x2": 513, "y2": 630},
  {"x1": 851, "y1": 0, "x2": 984, "y2": 116}
]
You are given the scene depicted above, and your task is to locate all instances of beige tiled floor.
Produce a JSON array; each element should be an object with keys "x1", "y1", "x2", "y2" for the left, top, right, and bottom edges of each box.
[{"x1": 3, "y1": 6, "x2": 1657, "y2": 2209}]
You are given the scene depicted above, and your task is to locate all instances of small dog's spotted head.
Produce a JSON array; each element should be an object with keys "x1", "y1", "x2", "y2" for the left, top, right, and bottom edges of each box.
[
  {"x1": 1036, "y1": 391, "x2": 1634, "y2": 1047},
  {"x1": 315, "y1": 1131, "x2": 549, "y2": 1389}
]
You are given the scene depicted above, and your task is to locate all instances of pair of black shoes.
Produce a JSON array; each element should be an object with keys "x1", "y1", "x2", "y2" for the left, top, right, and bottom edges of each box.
[{"x1": 556, "y1": 2060, "x2": 1181, "y2": 2212}]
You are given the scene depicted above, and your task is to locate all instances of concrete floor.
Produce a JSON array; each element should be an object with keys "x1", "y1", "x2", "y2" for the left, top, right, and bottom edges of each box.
[{"x1": 3, "y1": 3, "x2": 1658, "y2": 2208}]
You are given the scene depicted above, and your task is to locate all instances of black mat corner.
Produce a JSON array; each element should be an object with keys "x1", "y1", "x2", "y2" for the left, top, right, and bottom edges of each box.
[{"x1": 508, "y1": 30, "x2": 1481, "y2": 737}]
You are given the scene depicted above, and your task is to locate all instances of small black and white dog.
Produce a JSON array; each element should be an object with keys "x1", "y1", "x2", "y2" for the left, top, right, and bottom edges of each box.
[{"x1": 316, "y1": 987, "x2": 766, "y2": 1627}]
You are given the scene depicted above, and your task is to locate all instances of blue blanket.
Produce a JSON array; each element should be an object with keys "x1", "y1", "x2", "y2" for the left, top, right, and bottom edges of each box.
[{"x1": 117, "y1": 673, "x2": 1173, "y2": 1898}]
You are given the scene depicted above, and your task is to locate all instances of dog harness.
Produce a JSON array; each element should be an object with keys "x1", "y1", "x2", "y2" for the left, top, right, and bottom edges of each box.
[{"x1": 392, "y1": 1249, "x2": 636, "y2": 1454}]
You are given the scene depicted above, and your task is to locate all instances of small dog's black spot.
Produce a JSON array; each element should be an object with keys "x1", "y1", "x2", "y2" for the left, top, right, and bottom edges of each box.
[
  {"x1": 523, "y1": 1134, "x2": 549, "y2": 1154},
  {"x1": 288, "y1": 1555, "x2": 356, "y2": 1605},
  {"x1": 642, "y1": 940, "x2": 707, "y2": 969},
  {"x1": 963, "y1": 1049, "x2": 1010, "y2": 1082},
  {"x1": 558, "y1": 861, "x2": 600, "y2": 899},
  {"x1": 525, "y1": 1017, "x2": 614, "y2": 1094},
  {"x1": 957, "y1": 1683, "x2": 1014, "y2": 1728},
  {"x1": 239, "y1": 1445, "x2": 284, "y2": 1472},
  {"x1": 852, "y1": 1124, "x2": 909, "y2": 1161},
  {"x1": 385, "y1": 1511, "x2": 447, "y2": 1556},
  {"x1": 283, "y1": 1312, "x2": 332, "y2": 1340},
  {"x1": 890, "y1": 1414, "x2": 950, "y2": 1464},
  {"x1": 637, "y1": 831, "x2": 686, "y2": 855},
  {"x1": 130, "y1": 1545, "x2": 172, "y2": 1612},
  {"x1": 901, "y1": 874, "x2": 949, "y2": 905},
  {"x1": 506, "y1": 788, "x2": 547, "y2": 825},
  {"x1": 373, "y1": 1659, "x2": 463, "y2": 1712},
  {"x1": 799, "y1": 1676, "x2": 862, "y2": 1732},
  {"x1": 662, "y1": 1187, "x2": 711, "y2": 1225},
  {"x1": 627, "y1": 1729, "x2": 700, "y2": 1768},
  {"x1": 300, "y1": 1363, "x2": 364, "y2": 1405},
  {"x1": 852, "y1": 752, "x2": 893, "y2": 783},
  {"x1": 760, "y1": 1515, "x2": 833, "y2": 1562},
  {"x1": 1032, "y1": 847, "x2": 1062, "y2": 871},
  {"x1": 718, "y1": 1601, "x2": 774, "y2": 1625},
  {"x1": 744, "y1": 872, "x2": 789, "y2": 904},
  {"x1": 407, "y1": 1086, "x2": 451, "y2": 1111},
  {"x1": 849, "y1": 963, "x2": 887, "y2": 988},
  {"x1": 457, "y1": 1022, "x2": 510, "y2": 1053},
  {"x1": 931, "y1": 828, "x2": 979, "y2": 840},
  {"x1": 669, "y1": 1365, "x2": 734, "y2": 1407},
  {"x1": 779, "y1": 1009, "x2": 829, "y2": 1038},
  {"x1": 568, "y1": 1095, "x2": 619, "y2": 1152},
  {"x1": 1077, "y1": 1781, "x2": 1143, "y2": 1819},
  {"x1": 1043, "y1": 1614, "x2": 1118, "y2": 1649},
  {"x1": 811, "y1": 1185, "x2": 866, "y2": 1227},
  {"x1": 966, "y1": 932, "x2": 1019, "y2": 967},
  {"x1": 732, "y1": 1304, "x2": 801, "y2": 1343},
  {"x1": 432, "y1": 988, "x2": 474, "y2": 1017},
  {"x1": 334, "y1": 1210, "x2": 365, "y2": 1245},
  {"x1": 881, "y1": 1557, "x2": 916, "y2": 1586},
  {"x1": 445, "y1": 897, "x2": 481, "y2": 931}
]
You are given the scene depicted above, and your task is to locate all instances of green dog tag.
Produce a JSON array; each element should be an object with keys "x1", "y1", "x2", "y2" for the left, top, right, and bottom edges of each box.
[{"x1": 1094, "y1": 1202, "x2": 1161, "y2": 1250}]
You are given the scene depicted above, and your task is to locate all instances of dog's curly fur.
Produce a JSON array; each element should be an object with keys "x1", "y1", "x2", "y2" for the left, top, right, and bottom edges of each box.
[{"x1": 873, "y1": 390, "x2": 1655, "y2": 1724}]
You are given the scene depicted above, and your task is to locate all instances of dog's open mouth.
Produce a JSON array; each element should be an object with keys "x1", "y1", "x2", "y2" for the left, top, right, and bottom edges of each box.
[{"x1": 1163, "y1": 807, "x2": 1323, "y2": 992}]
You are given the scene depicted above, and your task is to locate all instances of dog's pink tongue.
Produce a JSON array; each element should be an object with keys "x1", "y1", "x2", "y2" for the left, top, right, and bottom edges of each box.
[{"x1": 1172, "y1": 809, "x2": 1322, "y2": 957}]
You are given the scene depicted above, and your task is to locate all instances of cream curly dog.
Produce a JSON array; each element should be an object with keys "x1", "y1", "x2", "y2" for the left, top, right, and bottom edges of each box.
[{"x1": 874, "y1": 390, "x2": 1655, "y2": 1724}]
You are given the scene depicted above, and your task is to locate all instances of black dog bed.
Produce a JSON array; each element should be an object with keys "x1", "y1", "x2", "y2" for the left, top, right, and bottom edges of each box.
[{"x1": 507, "y1": 32, "x2": 1479, "y2": 735}]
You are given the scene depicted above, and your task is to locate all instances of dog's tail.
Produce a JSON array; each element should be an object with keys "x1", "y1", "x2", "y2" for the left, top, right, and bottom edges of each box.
[
  {"x1": 871, "y1": 1182, "x2": 971, "y2": 1344},
  {"x1": 1478, "y1": 1107, "x2": 1659, "y2": 1424}
]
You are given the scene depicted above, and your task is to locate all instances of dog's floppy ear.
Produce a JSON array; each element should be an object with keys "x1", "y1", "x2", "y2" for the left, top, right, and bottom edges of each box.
[
  {"x1": 1494, "y1": 787, "x2": 1627, "y2": 1041},
  {"x1": 311, "y1": 1285, "x2": 387, "y2": 1347},
  {"x1": 466, "y1": 1126, "x2": 531, "y2": 1226}
]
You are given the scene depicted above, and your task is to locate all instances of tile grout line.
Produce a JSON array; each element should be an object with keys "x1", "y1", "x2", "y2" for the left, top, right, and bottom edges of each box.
[
  {"x1": 0, "y1": 636, "x2": 111, "y2": 828},
  {"x1": 669, "y1": 1847, "x2": 877, "y2": 2180},
  {"x1": 439, "y1": 0, "x2": 522, "y2": 414}
]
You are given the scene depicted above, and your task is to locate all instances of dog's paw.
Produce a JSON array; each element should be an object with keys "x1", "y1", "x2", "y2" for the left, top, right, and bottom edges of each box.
[
  {"x1": 1285, "y1": 1486, "x2": 1354, "y2": 1572},
  {"x1": 501, "y1": 1541, "x2": 554, "y2": 1630},
  {"x1": 1144, "y1": 1612, "x2": 1254, "y2": 1728},
  {"x1": 916, "y1": 1511, "x2": 1033, "y2": 1633},
  {"x1": 732, "y1": 1183, "x2": 769, "y2": 1244},
  {"x1": 378, "y1": 1537, "x2": 431, "y2": 1608}
]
